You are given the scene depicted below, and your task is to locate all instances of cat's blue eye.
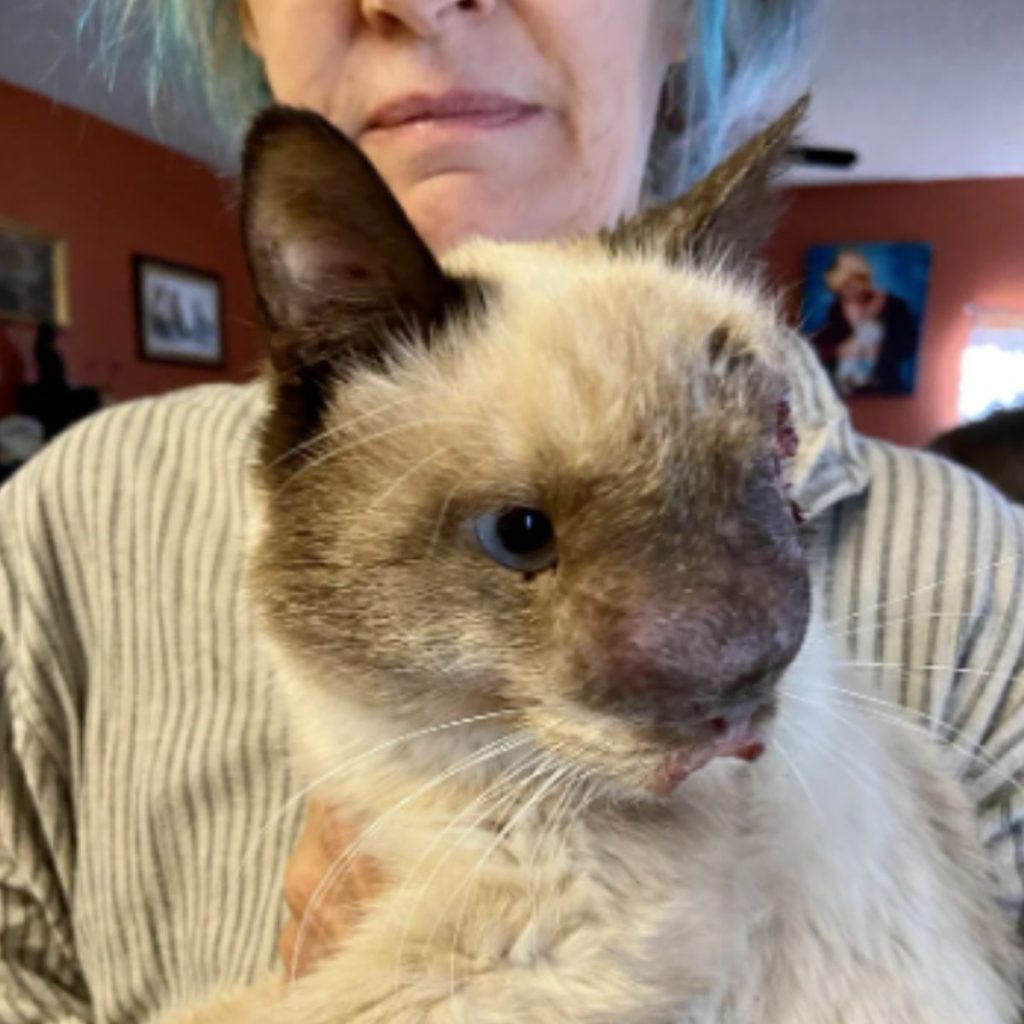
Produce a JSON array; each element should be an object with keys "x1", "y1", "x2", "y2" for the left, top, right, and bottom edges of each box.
[{"x1": 474, "y1": 508, "x2": 557, "y2": 575}]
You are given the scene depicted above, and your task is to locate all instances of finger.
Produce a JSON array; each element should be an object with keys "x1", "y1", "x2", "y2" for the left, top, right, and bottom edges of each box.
[
  {"x1": 278, "y1": 917, "x2": 296, "y2": 974},
  {"x1": 279, "y1": 917, "x2": 324, "y2": 979},
  {"x1": 321, "y1": 806, "x2": 360, "y2": 857},
  {"x1": 284, "y1": 857, "x2": 376, "y2": 946},
  {"x1": 279, "y1": 901, "x2": 338, "y2": 967}
]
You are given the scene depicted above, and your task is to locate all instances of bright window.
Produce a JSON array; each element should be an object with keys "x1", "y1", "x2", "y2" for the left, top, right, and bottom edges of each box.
[{"x1": 958, "y1": 305, "x2": 1024, "y2": 422}]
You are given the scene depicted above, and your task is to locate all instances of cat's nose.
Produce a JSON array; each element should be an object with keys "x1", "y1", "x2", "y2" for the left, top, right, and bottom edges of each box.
[{"x1": 575, "y1": 586, "x2": 808, "y2": 725}]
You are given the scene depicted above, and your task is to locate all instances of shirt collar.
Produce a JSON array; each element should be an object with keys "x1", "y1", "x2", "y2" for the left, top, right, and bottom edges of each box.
[{"x1": 782, "y1": 332, "x2": 870, "y2": 521}]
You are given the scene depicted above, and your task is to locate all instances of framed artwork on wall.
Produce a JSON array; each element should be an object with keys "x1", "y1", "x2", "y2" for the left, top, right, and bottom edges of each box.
[
  {"x1": 0, "y1": 218, "x2": 71, "y2": 326},
  {"x1": 802, "y1": 242, "x2": 932, "y2": 397},
  {"x1": 134, "y1": 255, "x2": 225, "y2": 367}
]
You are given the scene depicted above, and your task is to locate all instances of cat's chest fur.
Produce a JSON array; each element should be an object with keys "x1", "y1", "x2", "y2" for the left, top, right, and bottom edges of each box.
[{"x1": 268, "y1": 629, "x2": 1015, "y2": 1024}]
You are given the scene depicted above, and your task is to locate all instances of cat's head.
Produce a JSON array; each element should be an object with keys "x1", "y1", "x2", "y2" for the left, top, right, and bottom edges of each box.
[{"x1": 242, "y1": 104, "x2": 812, "y2": 798}]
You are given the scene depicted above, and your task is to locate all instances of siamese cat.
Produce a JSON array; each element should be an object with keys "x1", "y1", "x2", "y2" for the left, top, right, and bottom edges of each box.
[{"x1": 161, "y1": 103, "x2": 1020, "y2": 1023}]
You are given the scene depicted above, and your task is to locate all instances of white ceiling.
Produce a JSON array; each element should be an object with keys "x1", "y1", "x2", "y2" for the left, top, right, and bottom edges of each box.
[
  {"x1": 786, "y1": 0, "x2": 1024, "y2": 185},
  {"x1": 1, "y1": 0, "x2": 1023, "y2": 186}
]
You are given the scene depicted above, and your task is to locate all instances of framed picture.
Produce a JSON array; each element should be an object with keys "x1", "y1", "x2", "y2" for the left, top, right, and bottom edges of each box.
[
  {"x1": 0, "y1": 218, "x2": 71, "y2": 326},
  {"x1": 134, "y1": 255, "x2": 225, "y2": 366},
  {"x1": 802, "y1": 242, "x2": 932, "y2": 397}
]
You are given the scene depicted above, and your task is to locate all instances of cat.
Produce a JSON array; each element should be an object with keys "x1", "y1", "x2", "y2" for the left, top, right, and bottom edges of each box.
[{"x1": 160, "y1": 103, "x2": 1021, "y2": 1023}]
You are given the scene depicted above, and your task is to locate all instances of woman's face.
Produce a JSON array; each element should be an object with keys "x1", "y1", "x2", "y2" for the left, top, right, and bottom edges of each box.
[
  {"x1": 840, "y1": 272, "x2": 874, "y2": 302},
  {"x1": 243, "y1": 0, "x2": 682, "y2": 252}
]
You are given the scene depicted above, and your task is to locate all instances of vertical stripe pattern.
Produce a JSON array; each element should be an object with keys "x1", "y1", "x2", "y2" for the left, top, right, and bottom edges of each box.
[{"x1": 1, "y1": 384, "x2": 301, "y2": 1023}]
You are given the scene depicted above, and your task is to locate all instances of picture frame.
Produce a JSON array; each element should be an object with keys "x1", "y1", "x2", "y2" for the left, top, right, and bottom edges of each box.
[
  {"x1": 0, "y1": 217, "x2": 71, "y2": 326},
  {"x1": 134, "y1": 255, "x2": 225, "y2": 367},
  {"x1": 802, "y1": 242, "x2": 932, "y2": 398}
]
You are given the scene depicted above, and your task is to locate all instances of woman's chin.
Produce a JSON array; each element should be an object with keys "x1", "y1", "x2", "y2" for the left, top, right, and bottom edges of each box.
[{"x1": 395, "y1": 172, "x2": 575, "y2": 254}]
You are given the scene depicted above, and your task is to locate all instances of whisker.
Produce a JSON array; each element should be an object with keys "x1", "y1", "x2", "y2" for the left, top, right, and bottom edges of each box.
[
  {"x1": 838, "y1": 660, "x2": 1009, "y2": 680},
  {"x1": 269, "y1": 392, "x2": 422, "y2": 470},
  {"x1": 442, "y1": 749, "x2": 573, "y2": 995},
  {"x1": 823, "y1": 554, "x2": 1020, "y2": 634},
  {"x1": 778, "y1": 690, "x2": 882, "y2": 793},
  {"x1": 364, "y1": 445, "x2": 454, "y2": 512},
  {"x1": 428, "y1": 472, "x2": 472, "y2": 558},
  {"x1": 422, "y1": 749, "x2": 555, "y2": 970},
  {"x1": 784, "y1": 681, "x2": 1024, "y2": 797},
  {"x1": 827, "y1": 688, "x2": 1024, "y2": 793},
  {"x1": 826, "y1": 610, "x2": 976, "y2": 639},
  {"x1": 277, "y1": 416, "x2": 479, "y2": 492},
  {"x1": 389, "y1": 746, "x2": 547, "y2": 991},
  {"x1": 550, "y1": 770, "x2": 601, "y2": 948},
  {"x1": 528, "y1": 765, "x2": 593, "y2": 962},
  {"x1": 447, "y1": 754, "x2": 574, "y2": 1000},
  {"x1": 289, "y1": 730, "x2": 533, "y2": 981},
  {"x1": 772, "y1": 724, "x2": 824, "y2": 822},
  {"x1": 240, "y1": 709, "x2": 519, "y2": 871}
]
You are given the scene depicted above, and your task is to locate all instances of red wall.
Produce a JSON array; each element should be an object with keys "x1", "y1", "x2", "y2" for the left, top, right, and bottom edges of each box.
[
  {"x1": 4, "y1": 82, "x2": 1020, "y2": 452},
  {"x1": 0, "y1": 81, "x2": 262, "y2": 415},
  {"x1": 764, "y1": 178, "x2": 1024, "y2": 448}
]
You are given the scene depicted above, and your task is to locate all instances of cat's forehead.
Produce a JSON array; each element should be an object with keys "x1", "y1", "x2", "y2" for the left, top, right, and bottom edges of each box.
[
  {"x1": 437, "y1": 240, "x2": 783, "y2": 439},
  {"x1": 326, "y1": 241, "x2": 786, "y2": 508},
  {"x1": 446, "y1": 239, "x2": 779, "y2": 367}
]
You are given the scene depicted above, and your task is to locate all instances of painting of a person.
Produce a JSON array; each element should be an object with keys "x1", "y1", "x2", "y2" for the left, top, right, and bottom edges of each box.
[{"x1": 811, "y1": 249, "x2": 921, "y2": 396}]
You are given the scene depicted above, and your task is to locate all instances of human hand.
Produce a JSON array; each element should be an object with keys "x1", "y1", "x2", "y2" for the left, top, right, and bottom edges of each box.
[{"x1": 279, "y1": 798, "x2": 382, "y2": 979}]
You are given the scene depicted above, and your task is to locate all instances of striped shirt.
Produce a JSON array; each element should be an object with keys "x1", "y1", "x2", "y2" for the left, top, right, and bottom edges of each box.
[{"x1": 1, "y1": 337, "x2": 1023, "y2": 1023}]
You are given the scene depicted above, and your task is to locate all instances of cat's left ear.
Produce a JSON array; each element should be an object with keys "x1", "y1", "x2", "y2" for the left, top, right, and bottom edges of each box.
[
  {"x1": 603, "y1": 95, "x2": 809, "y2": 267},
  {"x1": 241, "y1": 106, "x2": 469, "y2": 376}
]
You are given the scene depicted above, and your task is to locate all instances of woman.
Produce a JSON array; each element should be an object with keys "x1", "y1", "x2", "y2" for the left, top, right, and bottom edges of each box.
[{"x1": 2, "y1": 2, "x2": 1023, "y2": 1021}]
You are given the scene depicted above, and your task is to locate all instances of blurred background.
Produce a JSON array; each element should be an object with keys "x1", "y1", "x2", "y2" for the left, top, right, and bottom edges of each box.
[{"x1": 0, "y1": 0, "x2": 1022, "y2": 481}]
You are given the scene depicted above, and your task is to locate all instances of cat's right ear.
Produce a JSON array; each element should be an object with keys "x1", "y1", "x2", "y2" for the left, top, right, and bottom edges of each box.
[
  {"x1": 241, "y1": 106, "x2": 469, "y2": 379},
  {"x1": 603, "y1": 96, "x2": 809, "y2": 269}
]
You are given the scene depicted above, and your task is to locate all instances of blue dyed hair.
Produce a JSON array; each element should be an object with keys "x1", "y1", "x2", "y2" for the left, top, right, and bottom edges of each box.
[
  {"x1": 84, "y1": 0, "x2": 815, "y2": 199},
  {"x1": 661, "y1": 0, "x2": 817, "y2": 197}
]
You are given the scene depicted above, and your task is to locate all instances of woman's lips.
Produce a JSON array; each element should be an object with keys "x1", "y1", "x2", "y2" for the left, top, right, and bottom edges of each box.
[{"x1": 362, "y1": 90, "x2": 543, "y2": 136}]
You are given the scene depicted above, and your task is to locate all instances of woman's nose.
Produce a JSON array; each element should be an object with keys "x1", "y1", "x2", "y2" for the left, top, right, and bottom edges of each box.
[{"x1": 361, "y1": 0, "x2": 494, "y2": 37}]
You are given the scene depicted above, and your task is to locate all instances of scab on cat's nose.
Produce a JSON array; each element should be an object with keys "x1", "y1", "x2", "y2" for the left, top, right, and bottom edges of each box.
[{"x1": 572, "y1": 578, "x2": 808, "y2": 730}]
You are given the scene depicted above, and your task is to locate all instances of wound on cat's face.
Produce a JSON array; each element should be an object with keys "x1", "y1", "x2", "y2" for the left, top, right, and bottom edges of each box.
[{"x1": 242, "y1": 107, "x2": 812, "y2": 796}]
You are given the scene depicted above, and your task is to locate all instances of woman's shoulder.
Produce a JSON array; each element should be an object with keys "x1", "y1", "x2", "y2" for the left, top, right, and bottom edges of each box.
[
  {"x1": 828, "y1": 435, "x2": 1024, "y2": 785},
  {"x1": 67, "y1": 379, "x2": 265, "y2": 459},
  {"x1": 12, "y1": 380, "x2": 262, "y2": 481},
  {"x1": 856, "y1": 433, "x2": 1022, "y2": 522},
  {"x1": 0, "y1": 381, "x2": 267, "y2": 566},
  {"x1": 838, "y1": 433, "x2": 1023, "y2": 694}
]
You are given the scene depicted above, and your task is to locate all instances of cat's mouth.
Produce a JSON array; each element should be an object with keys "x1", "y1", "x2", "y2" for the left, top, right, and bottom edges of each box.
[
  {"x1": 652, "y1": 706, "x2": 772, "y2": 796},
  {"x1": 527, "y1": 694, "x2": 777, "y2": 799}
]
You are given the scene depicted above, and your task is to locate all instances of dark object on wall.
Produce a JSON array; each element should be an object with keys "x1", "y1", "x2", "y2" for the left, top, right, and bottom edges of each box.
[
  {"x1": 0, "y1": 414, "x2": 44, "y2": 486},
  {"x1": 802, "y1": 242, "x2": 932, "y2": 398},
  {"x1": 787, "y1": 145, "x2": 858, "y2": 170},
  {"x1": 16, "y1": 322, "x2": 100, "y2": 440},
  {"x1": 134, "y1": 255, "x2": 225, "y2": 366},
  {"x1": 0, "y1": 218, "x2": 70, "y2": 326},
  {"x1": 929, "y1": 406, "x2": 1024, "y2": 505}
]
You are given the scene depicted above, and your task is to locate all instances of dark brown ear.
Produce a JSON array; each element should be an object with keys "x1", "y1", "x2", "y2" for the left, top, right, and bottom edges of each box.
[
  {"x1": 241, "y1": 106, "x2": 469, "y2": 375},
  {"x1": 603, "y1": 95, "x2": 809, "y2": 267},
  {"x1": 241, "y1": 107, "x2": 479, "y2": 466}
]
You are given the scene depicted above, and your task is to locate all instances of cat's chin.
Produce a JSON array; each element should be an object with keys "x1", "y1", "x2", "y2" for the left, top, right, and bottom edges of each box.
[
  {"x1": 521, "y1": 697, "x2": 778, "y2": 805},
  {"x1": 647, "y1": 699, "x2": 776, "y2": 796}
]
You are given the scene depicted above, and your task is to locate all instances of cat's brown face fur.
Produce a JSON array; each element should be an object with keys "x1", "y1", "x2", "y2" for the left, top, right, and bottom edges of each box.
[{"x1": 243, "y1": 107, "x2": 811, "y2": 796}]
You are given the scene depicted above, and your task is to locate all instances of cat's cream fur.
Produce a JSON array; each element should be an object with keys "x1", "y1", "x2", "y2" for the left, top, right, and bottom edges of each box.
[
  {"x1": 225, "y1": 629, "x2": 1016, "y2": 1024},
  {"x1": 159, "y1": 108, "x2": 1020, "y2": 1023}
]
